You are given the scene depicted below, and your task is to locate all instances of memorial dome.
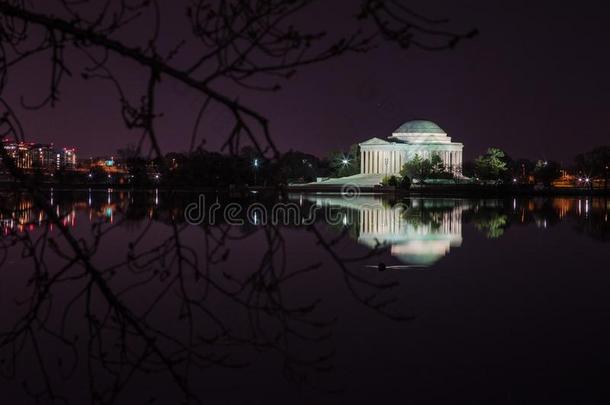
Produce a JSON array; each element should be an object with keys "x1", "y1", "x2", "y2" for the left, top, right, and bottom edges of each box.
[{"x1": 394, "y1": 120, "x2": 446, "y2": 134}]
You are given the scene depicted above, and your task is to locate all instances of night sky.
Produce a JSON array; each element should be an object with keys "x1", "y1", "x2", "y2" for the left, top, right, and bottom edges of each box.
[{"x1": 3, "y1": 0, "x2": 610, "y2": 163}]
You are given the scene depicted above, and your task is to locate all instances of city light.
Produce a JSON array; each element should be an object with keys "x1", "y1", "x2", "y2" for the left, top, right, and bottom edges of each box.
[
  {"x1": 1, "y1": 139, "x2": 75, "y2": 170},
  {"x1": 252, "y1": 159, "x2": 259, "y2": 186}
]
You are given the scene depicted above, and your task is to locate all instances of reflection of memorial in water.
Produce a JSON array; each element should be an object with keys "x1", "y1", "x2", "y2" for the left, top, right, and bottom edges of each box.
[
  {"x1": 360, "y1": 199, "x2": 464, "y2": 265},
  {"x1": 311, "y1": 196, "x2": 467, "y2": 266}
]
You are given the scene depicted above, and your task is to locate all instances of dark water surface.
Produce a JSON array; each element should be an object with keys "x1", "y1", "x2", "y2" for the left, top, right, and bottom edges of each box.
[{"x1": 0, "y1": 190, "x2": 609, "y2": 404}]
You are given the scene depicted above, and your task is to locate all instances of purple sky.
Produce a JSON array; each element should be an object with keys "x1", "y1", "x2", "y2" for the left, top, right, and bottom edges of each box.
[{"x1": 3, "y1": 0, "x2": 610, "y2": 163}]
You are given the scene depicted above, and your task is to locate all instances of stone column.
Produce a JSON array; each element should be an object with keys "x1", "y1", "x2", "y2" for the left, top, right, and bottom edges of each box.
[
  {"x1": 371, "y1": 150, "x2": 377, "y2": 173},
  {"x1": 386, "y1": 150, "x2": 392, "y2": 174},
  {"x1": 363, "y1": 150, "x2": 366, "y2": 174},
  {"x1": 360, "y1": 150, "x2": 364, "y2": 174},
  {"x1": 396, "y1": 152, "x2": 400, "y2": 172},
  {"x1": 363, "y1": 150, "x2": 367, "y2": 174},
  {"x1": 387, "y1": 151, "x2": 391, "y2": 174},
  {"x1": 384, "y1": 151, "x2": 389, "y2": 174},
  {"x1": 395, "y1": 152, "x2": 399, "y2": 172},
  {"x1": 363, "y1": 151, "x2": 366, "y2": 174},
  {"x1": 396, "y1": 151, "x2": 400, "y2": 173}
]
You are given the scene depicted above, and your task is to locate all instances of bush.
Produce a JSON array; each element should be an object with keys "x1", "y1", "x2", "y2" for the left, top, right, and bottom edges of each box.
[
  {"x1": 381, "y1": 175, "x2": 410, "y2": 190},
  {"x1": 399, "y1": 175, "x2": 411, "y2": 190},
  {"x1": 381, "y1": 175, "x2": 399, "y2": 187}
]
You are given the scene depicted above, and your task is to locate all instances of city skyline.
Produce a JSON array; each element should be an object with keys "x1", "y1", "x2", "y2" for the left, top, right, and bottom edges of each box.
[{"x1": 1, "y1": 138, "x2": 77, "y2": 170}]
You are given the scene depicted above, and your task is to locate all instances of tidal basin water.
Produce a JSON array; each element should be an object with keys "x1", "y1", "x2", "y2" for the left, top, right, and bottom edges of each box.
[{"x1": 0, "y1": 190, "x2": 609, "y2": 404}]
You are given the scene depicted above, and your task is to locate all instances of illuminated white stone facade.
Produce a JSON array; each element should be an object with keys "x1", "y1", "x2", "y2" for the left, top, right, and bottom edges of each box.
[{"x1": 359, "y1": 120, "x2": 463, "y2": 175}]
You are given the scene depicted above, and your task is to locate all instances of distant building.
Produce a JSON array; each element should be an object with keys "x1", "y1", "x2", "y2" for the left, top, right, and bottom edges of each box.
[
  {"x1": 1, "y1": 139, "x2": 77, "y2": 171},
  {"x1": 32, "y1": 143, "x2": 55, "y2": 169},
  {"x1": 59, "y1": 148, "x2": 77, "y2": 170},
  {"x1": 359, "y1": 120, "x2": 464, "y2": 175},
  {"x1": 2, "y1": 139, "x2": 33, "y2": 169}
]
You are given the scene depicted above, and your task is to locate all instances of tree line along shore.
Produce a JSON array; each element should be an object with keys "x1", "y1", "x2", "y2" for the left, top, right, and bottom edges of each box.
[{"x1": 1, "y1": 145, "x2": 608, "y2": 194}]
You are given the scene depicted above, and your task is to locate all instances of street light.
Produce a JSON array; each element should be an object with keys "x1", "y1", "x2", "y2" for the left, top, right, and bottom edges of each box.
[
  {"x1": 338, "y1": 156, "x2": 351, "y2": 176},
  {"x1": 253, "y1": 159, "x2": 259, "y2": 186}
]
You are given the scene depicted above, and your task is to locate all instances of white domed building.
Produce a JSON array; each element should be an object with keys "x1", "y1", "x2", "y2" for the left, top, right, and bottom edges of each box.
[{"x1": 359, "y1": 120, "x2": 463, "y2": 175}]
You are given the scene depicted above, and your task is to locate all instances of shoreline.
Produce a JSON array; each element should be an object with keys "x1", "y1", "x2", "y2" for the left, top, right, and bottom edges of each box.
[
  {"x1": 0, "y1": 182, "x2": 608, "y2": 197},
  {"x1": 286, "y1": 183, "x2": 609, "y2": 197}
]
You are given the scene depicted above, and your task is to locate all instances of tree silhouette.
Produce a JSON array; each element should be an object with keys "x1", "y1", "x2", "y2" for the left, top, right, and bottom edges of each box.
[{"x1": 0, "y1": 1, "x2": 476, "y2": 403}]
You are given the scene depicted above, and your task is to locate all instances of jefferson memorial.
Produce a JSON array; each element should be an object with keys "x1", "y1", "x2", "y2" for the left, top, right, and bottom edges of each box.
[{"x1": 359, "y1": 120, "x2": 463, "y2": 175}]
